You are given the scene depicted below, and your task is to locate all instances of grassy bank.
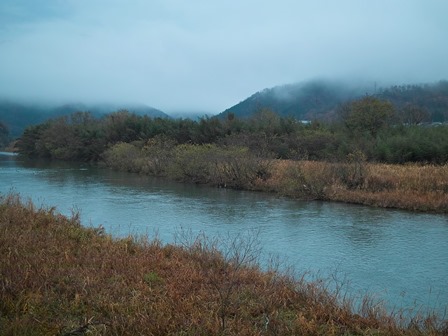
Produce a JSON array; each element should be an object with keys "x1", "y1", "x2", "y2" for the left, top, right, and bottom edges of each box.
[
  {"x1": 1, "y1": 195, "x2": 446, "y2": 335},
  {"x1": 261, "y1": 160, "x2": 448, "y2": 213},
  {"x1": 102, "y1": 142, "x2": 448, "y2": 213}
]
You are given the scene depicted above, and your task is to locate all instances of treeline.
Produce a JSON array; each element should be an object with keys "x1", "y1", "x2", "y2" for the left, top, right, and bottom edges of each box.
[
  {"x1": 0, "y1": 121, "x2": 9, "y2": 148},
  {"x1": 378, "y1": 81, "x2": 448, "y2": 122},
  {"x1": 17, "y1": 96, "x2": 448, "y2": 165}
]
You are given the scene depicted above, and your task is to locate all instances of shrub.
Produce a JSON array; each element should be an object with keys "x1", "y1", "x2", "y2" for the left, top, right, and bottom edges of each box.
[{"x1": 101, "y1": 142, "x2": 142, "y2": 172}]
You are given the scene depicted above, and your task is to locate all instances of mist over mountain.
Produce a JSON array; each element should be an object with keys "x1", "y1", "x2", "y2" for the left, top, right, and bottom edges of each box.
[
  {"x1": 219, "y1": 80, "x2": 374, "y2": 120},
  {"x1": 376, "y1": 81, "x2": 448, "y2": 122},
  {"x1": 2, "y1": 78, "x2": 448, "y2": 144},
  {"x1": 0, "y1": 101, "x2": 169, "y2": 138},
  {"x1": 219, "y1": 79, "x2": 448, "y2": 122}
]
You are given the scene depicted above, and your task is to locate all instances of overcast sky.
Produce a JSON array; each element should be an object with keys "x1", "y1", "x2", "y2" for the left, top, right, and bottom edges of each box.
[{"x1": 1, "y1": 0, "x2": 447, "y2": 114}]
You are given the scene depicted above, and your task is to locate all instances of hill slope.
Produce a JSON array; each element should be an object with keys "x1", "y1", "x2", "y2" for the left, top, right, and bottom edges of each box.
[
  {"x1": 220, "y1": 80, "x2": 369, "y2": 120},
  {"x1": 219, "y1": 80, "x2": 448, "y2": 122},
  {"x1": 0, "y1": 101, "x2": 169, "y2": 138}
]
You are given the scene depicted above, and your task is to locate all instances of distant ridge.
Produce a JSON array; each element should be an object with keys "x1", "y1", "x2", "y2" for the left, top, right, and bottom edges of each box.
[
  {"x1": 219, "y1": 80, "x2": 369, "y2": 120},
  {"x1": 219, "y1": 79, "x2": 448, "y2": 122},
  {"x1": 50, "y1": 103, "x2": 169, "y2": 119},
  {"x1": 0, "y1": 101, "x2": 170, "y2": 138}
]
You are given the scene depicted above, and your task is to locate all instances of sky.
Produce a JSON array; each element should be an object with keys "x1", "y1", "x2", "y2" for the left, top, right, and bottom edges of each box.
[{"x1": 1, "y1": 0, "x2": 448, "y2": 114}]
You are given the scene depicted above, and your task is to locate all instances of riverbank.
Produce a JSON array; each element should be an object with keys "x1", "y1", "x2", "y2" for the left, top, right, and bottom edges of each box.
[
  {"x1": 14, "y1": 109, "x2": 448, "y2": 213},
  {"x1": 258, "y1": 160, "x2": 448, "y2": 213},
  {"x1": 1, "y1": 195, "x2": 446, "y2": 335},
  {"x1": 101, "y1": 143, "x2": 448, "y2": 213}
]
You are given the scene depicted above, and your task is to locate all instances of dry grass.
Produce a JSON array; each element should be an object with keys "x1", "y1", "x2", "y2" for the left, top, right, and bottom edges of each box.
[
  {"x1": 1, "y1": 194, "x2": 447, "y2": 335},
  {"x1": 259, "y1": 161, "x2": 448, "y2": 213},
  {"x1": 101, "y1": 141, "x2": 447, "y2": 213}
]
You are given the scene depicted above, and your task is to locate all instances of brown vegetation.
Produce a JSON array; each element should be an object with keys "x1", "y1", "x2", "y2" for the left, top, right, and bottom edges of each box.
[
  {"x1": 1, "y1": 195, "x2": 447, "y2": 335},
  {"x1": 102, "y1": 140, "x2": 448, "y2": 213},
  {"x1": 261, "y1": 159, "x2": 448, "y2": 213}
]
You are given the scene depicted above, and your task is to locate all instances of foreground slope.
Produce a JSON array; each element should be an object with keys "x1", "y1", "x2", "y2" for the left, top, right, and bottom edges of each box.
[{"x1": 1, "y1": 195, "x2": 446, "y2": 335}]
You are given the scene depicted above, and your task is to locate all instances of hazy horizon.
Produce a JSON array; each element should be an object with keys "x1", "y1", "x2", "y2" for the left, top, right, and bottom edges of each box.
[{"x1": 1, "y1": 1, "x2": 447, "y2": 114}]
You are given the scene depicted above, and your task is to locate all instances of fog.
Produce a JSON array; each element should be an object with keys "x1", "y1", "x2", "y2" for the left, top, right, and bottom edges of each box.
[{"x1": 1, "y1": 0, "x2": 447, "y2": 114}]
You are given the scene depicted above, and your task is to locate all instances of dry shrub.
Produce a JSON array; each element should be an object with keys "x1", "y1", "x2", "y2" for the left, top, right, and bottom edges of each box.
[
  {"x1": 368, "y1": 163, "x2": 448, "y2": 193},
  {"x1": 101, "y1": 138, "x2": 447, "y2": 213},
  {"x1": 266, "y1": 160, "x2": 334, "y2": 200},
  {"x1": 2, "y1": 195, "x2": 445, "y2": 335},
  {"x1": 264, "y1": 160, "x2": 447, "y2": 213}
]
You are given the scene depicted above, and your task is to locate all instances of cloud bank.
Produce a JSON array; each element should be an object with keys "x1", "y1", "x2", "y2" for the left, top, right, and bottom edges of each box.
[{"x1": 1, "y1": 0, "x2": 447, "y2": 113}]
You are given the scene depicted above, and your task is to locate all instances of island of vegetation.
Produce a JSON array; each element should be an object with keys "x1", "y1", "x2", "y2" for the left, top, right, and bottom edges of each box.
[
  {"x1": 6, "y1": 81, "x2": 447, "y2": 213},
  {"x1": 1, "y1": 194, "x2": 447, "y2": 335}
]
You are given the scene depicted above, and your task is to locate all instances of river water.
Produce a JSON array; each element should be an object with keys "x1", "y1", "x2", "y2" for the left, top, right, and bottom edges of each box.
[{"x1": 1, "y1": 152, "x2": 447, "y2": 318}]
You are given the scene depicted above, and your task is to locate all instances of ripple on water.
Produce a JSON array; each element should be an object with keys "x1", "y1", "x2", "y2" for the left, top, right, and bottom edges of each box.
[{"x1": 1, "y1": 157, "x2": 447, "y2": 317}]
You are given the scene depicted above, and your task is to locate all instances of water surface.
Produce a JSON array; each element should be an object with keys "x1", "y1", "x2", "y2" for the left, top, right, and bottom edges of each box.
[{"x1": 1, "y1": 153, "x2": 447, "y2": 317}]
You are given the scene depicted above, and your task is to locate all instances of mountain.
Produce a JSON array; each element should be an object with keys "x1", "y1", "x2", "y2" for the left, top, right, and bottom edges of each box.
[
  {"x1": 0, "y1": 101, "x2": 170, "y2": 138},
  {"x1": 83, "y1": 103, "x2": 169, "y2": 119},
  {"x1": 219, "y1": 80, "x2": 370, "y2": 121},
  {"x1": 376, "y1": 81, "x2": 448, "y2": 122},
  {"x1": 0, "y1": 101, "x2": 49, "y2": 138},
  {"x1": 219, "y1": 80, "x2": 448, "y2": 122}
]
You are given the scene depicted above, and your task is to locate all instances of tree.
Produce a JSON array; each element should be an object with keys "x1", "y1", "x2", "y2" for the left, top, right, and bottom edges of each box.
[
  {"x1": 17, "y1": 124, "x2": 49, "y2": 157},
  {"x1": 0, "y1": 121, "x2": 9, "y2": 148},
  {"x1": 249, "y1": 108, "x2": 281, "y2": 136},
  {"x1": 399, "y1": 103, "x2": 430, "y2": 125},
  {"x1": 341, "y1": 96, "x2": 395, "y2": 137}
]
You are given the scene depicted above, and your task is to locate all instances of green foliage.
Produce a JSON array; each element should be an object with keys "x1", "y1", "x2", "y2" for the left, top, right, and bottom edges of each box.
[
  {"x1": 17, "y1": 123, "x2": 50, "y2": 158},
  {"x1": 341, "y1": 96, "x2": 395, "y2": 137},
  {"x1": 15, "y1": 106, "x2": 448, "y2": 165},
  {"x1": 143, "y1": 271, "x2": 163, "y2": 286},
  {"x1": 0, "y1": 121, "x2": 9, "y2": 148},
  {"x1": 169, "y1": 144, "x2": 217, "y2": 183},
  {"x1": 374, "y1": 125, "x2": 448, "y2": 163},
  {"x1": 102, "y1": 142, "x2": 142, "y2": 172}
]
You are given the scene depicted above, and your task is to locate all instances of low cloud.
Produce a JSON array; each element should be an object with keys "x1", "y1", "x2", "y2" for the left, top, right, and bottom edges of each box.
[{"x1": 1, "y1": 0, "x2": 447, "y2": 113}]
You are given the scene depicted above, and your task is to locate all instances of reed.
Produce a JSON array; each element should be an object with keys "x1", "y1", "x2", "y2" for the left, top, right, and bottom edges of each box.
[
  {"x1": 261, "y1": 160, "x2": 448, "y2": 213},
  {"x1": 1, "y1": 194, "x2": 446, "y2": 335},
  {"x1": 102, "y1": 141, "x2": 447, "y2": 212}
]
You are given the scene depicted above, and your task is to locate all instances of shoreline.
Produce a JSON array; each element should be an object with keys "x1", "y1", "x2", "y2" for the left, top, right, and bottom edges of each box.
[
  {"x1": 1, "y1": 194, "x2": 446, "y2": 335},
  {"x1": 257, "y1": 160, "x2": 448, "y2": 214},
  {"x1": 100, "y1": 151, "x2": 448, "y2": 214},
  {"x1": 5, "y1": 149, "x2": 447, "y2": 213}
]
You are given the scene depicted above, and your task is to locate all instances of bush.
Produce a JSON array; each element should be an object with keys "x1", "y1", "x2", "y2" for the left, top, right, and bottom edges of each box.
[
  {"x1": 101, "y1": 142, "x2": 142, "y2": 172},
  {"x1": 168, "y1": 144, "x2": 217, "y2": 183},
  {"x1": 167, "y1": 144, "x2": 273, "y2": 189}
]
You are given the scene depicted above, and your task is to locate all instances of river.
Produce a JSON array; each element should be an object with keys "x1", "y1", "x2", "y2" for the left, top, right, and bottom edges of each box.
[{"x1": 1, "y1": 152, "x2": 447, "y2": 318}]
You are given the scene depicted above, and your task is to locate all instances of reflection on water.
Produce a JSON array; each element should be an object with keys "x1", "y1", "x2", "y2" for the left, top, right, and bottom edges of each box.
[{"x1": 1, "y1": 153, "x2": 447, "y2": 317}]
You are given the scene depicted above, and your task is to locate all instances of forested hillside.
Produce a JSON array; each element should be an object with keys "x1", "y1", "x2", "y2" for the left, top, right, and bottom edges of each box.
[
  {"x1": 220, "y1": 80, "x2": 367, "y2": 120},
  {"x1": 377, "y1": 81, "x2": 448, "y2": 122},
  {"x1": 220, "y1": 80, "x2": 448, "y2": 122}
]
